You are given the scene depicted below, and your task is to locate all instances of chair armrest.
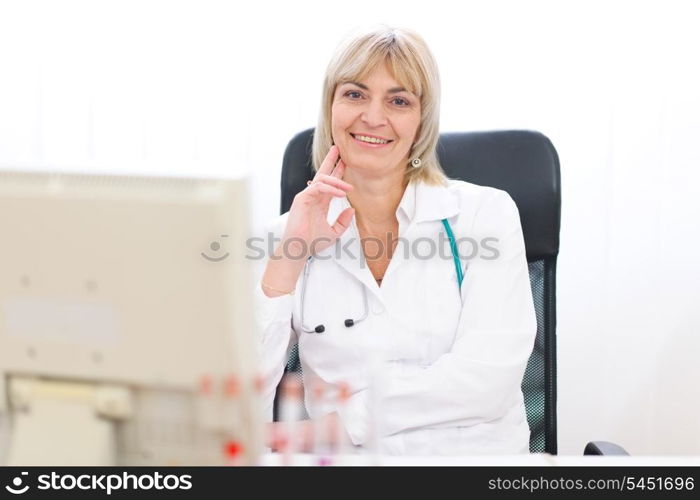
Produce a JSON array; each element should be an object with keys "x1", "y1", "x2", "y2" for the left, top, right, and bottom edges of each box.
[{"x1": 584, "y1": 441, "x2": 630, "y2": 455}]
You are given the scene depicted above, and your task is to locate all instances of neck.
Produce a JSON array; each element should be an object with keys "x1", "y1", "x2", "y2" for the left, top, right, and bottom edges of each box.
[{"x1": 345, "y1": 166, "x2": 408, "y2": 226}]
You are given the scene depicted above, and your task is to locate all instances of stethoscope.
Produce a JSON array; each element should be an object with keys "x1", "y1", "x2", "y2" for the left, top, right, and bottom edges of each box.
[{"x1": 301, "y1": 218, "x2": 464, "y2": 334}]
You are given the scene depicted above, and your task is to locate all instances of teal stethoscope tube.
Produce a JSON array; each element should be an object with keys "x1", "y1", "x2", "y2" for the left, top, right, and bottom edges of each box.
[
  {"x1": 301, "y1": 218, "x2": 464, "y2": 334},
  {"x1": 441, "y1": 218, "x2": 464, "y2": 288}
]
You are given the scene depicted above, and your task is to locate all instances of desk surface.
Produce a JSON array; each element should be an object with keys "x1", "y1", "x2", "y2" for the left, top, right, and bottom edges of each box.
[{"x1": 260, "y1": 453, "x2": 700, "y2": 466}]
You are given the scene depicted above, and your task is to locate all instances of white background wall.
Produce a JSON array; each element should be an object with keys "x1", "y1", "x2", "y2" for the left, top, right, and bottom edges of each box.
[{"x1": 1, "y1": 0, "x2": 698, "y2": 455}]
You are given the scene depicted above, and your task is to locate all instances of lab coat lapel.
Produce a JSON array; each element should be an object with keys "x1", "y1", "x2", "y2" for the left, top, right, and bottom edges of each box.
[
  {"x1": 316, "y1": 196, "x2": 382, "y2": 301},
  {"x1": 314, "y1": 181, "x2": 460, "y2": 297},
  {"x1": 381, "y1": 181, "x2": 460, "y2": 282}
]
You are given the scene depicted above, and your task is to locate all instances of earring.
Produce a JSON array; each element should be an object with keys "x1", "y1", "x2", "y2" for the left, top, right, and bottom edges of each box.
[{"x1": 410, "y1": 158, "x2": 422, "y2": 168}]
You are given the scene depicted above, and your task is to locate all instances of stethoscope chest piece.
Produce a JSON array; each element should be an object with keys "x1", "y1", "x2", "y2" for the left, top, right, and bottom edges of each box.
[{"x1": 300, "y1": 256, "x2": 369, "y2": 334}]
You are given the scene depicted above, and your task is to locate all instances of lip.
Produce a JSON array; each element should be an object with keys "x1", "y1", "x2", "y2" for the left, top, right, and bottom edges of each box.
[{"x1": 349, "y1": 132, "x2": 394, "y2": 148}]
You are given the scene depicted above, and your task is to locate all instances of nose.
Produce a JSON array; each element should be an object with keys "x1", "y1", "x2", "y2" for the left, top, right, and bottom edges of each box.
[{"x1": 360, "y1": 98, "x2": 388, "y2": 128}]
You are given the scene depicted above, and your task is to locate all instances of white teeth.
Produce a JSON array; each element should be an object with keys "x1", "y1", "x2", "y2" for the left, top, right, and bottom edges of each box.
[{"x1": 354, "y1": 134, "x2": 389, "y2": 144}]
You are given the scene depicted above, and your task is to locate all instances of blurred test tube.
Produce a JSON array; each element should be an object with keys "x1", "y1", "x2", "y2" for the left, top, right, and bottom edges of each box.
[
  {"x1": 279, "y1": 375, "x2": 303, "y2": 465},
  {"x1": 334, "y1": 381, "x2": 354, "y2": 464}
]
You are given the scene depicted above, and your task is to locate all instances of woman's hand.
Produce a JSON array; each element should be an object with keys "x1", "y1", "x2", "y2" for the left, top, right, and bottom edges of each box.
[
  {"x1": 265, "y1": 412, "x2": 348, "y2": 453},
  {"x1": 281, "y1": 145, "x2": 355, "y2": 258},
  {"x1": 261, "y1": 146, "x2": 354, "y2": 297}
]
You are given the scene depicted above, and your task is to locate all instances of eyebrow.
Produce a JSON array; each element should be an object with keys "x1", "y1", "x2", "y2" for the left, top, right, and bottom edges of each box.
[{"x1": 344, "y1": 81, "x2": 409, "y2": 94}]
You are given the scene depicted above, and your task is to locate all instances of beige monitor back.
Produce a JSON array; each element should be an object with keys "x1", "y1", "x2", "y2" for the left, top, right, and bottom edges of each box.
[{"x1": 0, "y1": 170, "x2": 260, "y2": 465}]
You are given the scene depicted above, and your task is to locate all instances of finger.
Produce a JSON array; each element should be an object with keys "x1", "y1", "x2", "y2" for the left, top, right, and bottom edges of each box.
[
  {"x1": 330, "y1": 207, "x2": 355, "y2": 236},
  {"x1": 310, "y1": 182, "x2": 346, "y2": 198},
  {"x1": 314, "y1": 145, "x2": 340, "y2": 177},
  {"x1": 315, "y1": 173, "x2": 353, "y2": 191},
  {"x1": 330, "y1": 158, "x2": 346, "y2": 179}
]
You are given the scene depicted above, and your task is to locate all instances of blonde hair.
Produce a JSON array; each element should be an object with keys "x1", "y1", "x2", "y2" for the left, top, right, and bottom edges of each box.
[{"x1": 312, "y1": 25, "x2": 448, "y2": 186}]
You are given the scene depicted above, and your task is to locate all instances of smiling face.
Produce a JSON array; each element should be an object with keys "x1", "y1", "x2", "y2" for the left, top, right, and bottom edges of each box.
[{"x1": 331, "y1": 62, "x2": 421, "y2": 178}]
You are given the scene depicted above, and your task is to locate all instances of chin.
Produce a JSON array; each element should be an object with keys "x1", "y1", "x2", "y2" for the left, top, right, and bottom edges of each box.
[{"x1": 347, "y1": 159, "x2": 396, "y2": 175}]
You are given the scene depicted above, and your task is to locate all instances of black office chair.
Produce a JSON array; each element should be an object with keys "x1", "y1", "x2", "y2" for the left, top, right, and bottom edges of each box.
[{"x1": 273, "y1": 128, "x2": 626, "y2": 456}]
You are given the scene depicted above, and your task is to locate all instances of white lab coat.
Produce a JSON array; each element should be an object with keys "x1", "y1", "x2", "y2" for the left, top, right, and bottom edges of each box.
[{"x1": 254, "y1": 179, "x2": 537, "y2": 455}]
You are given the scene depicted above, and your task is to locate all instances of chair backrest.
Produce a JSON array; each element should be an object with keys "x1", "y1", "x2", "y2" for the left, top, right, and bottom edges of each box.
[{"x1": 274, "y1": 128, "x2": 561, "y2": 454}]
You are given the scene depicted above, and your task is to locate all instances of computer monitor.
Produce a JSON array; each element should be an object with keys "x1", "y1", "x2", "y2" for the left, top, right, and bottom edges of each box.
[{"x1": 0, "y1": 169, "x2": 262, "y2": 465}]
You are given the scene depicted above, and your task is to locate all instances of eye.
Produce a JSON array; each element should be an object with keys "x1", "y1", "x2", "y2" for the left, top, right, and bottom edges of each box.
[
  {"x1": 344, "y1": 90, "x2": 363, "y2": 100},
  {"x1": 391, "y1": 96, "x2": 411, "y2": 107}
]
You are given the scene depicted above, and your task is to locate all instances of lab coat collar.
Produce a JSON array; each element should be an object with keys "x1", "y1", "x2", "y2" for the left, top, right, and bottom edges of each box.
[
  {"x1": 318, "y1": 180, "x2": 460, "y2": 297},
  {"x1": 399, "y1": 180, "x2": 460, "y2": 224},
  {"x1": 328, "y1": 179, "x2": 460, "y2": 227}
]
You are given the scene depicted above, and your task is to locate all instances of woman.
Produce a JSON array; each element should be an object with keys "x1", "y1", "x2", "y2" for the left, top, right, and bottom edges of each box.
[{"x1": 256, "y1": 26, "x2": 536, "y2": 455}]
